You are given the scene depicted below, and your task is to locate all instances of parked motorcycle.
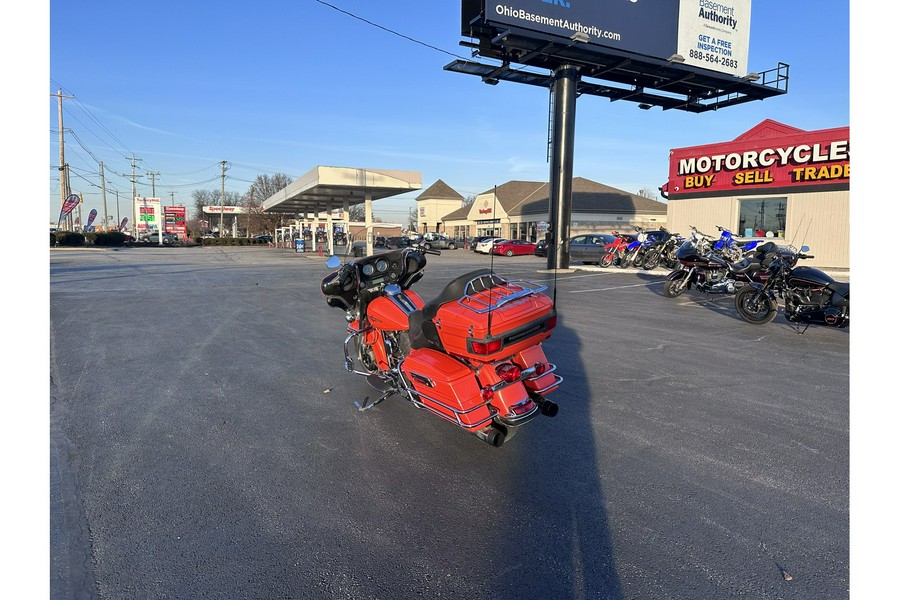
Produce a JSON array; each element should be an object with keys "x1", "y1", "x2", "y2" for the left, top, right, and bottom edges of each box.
[
  {"x1": 640, "y1": 228, "x2": 679, "y2": 270},
  {"x1": 598, "y1": 231, "x2": 635, "y2": 268},
  {"x1": 712, "y1": 226, "x2": 761, "y2": 262},
  {"x1": 320, "y1": 247, "x2": 562, "y2": 446},
  {"x1": 663, "y1": 228, "x2": 778, "y2": 298},
  {"x1": 733, "y1": 246, "x2": 849, "y2": 329}
]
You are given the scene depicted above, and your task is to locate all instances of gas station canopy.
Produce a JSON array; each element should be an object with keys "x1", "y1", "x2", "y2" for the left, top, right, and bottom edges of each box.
[{"x1": 262, "y1": 166, "x2": 422, "y2": 215}]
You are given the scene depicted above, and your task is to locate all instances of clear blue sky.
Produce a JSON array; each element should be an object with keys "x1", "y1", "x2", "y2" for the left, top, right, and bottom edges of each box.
[{"x1": 44, "y1": 0, "x2": 850, "y2": 226}]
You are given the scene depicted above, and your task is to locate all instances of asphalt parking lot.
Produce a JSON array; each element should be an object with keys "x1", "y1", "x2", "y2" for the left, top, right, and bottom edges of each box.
[{"x1": 50, "y1": 246, "x2": 849, "y2": 599}]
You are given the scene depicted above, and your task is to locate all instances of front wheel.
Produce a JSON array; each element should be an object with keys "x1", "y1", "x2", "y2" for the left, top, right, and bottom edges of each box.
[
  {"x1": 734, "y1": 286, "x2": 777, "y2": 324},
  {"x1": 448, "y1": 242, "x2": 456, "y2": 250},
  {"x1": 599, "y1": 252, "x2": 614, "y2": 268},
  {"x1": 663, "y1": 276, "x2": 689, "y2": 298}
]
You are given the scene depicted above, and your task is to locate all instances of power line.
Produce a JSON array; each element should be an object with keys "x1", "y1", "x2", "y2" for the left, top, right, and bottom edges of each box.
[{"x1": 313, "y1": 1, "x2": 468, "y2": 60}]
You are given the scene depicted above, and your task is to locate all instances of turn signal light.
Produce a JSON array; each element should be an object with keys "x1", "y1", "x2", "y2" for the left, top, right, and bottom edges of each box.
[
  {"x1": 495, "y1": 363, "x2": 522, "y2": 383},
  {"x1": 471, "y1": 338, "x2": 503, "y2": 355}
]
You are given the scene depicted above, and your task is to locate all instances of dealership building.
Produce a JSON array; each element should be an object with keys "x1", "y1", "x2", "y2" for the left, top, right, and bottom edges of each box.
[
  {"x1": 423, "y1": 177, "x2": 667, "y2": 243},
  {"x1": 662, "y1": 119, "x2": 849, "y2": 269}
]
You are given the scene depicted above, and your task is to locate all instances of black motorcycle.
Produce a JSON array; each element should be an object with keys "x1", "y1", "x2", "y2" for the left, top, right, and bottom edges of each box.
[
  {"x1": 733, "y1": 246, "x2": 849, "y2": 329},
  {"x1": 663, "y1": 228, "x2": 779, "y2": 298},
  {"x1": 642, "y1": 229, "x2": 682, "y2": 270}
]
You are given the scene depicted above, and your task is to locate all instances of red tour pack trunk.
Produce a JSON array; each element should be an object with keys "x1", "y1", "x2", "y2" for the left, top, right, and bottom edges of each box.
[{"x1": 433, "y1": 275, "x2": 556, "y2": 362}]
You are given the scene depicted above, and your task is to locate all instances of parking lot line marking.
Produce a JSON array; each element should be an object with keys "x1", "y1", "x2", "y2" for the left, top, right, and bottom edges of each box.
[{"x1": 570, "y1": 281, "x2": 664, "y2": 293}]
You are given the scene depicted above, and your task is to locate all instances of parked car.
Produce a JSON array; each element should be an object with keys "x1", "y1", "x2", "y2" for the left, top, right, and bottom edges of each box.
[
  {"x1": 384, "y1": 236, "x2": 415, "y2": 249},
  {"x1": 534, "y1": 238, "x2": 548, "y2": 257},
  {"x1": 374, "y1": 236, "x2": 387, "y2": 248},
  {"x1": 492, "y1": 239, "x2": 537, "y2": 256},
  {"x1": 422, "y1": 234, "x2": 457, "y2": 250},
  {"x1": 139, "y1": 231, "x2": 178, "y2": 245},
  {"x1": 253, "y1": 234, "x2": 273, "y2": 242},
  {"x1": 468, "y1": 235, "x2": 494, "y2": 251},
  {"x1": 568, "y1": 233, "x2": 618, "y2": 264},
  {"x1": 475, "y1": 237, "x2": 505, "y2": 254}
]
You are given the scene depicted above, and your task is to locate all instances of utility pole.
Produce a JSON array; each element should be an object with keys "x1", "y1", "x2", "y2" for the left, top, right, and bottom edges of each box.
[
  {"x1": 220, "y1": 160, "x2": 227, "y2": 235},
  {"x1": 99, "y1": 161, "x2": 109, "y2": 231},
  {"x1": 55, "y1": 89, "x2": 74, "y2": 230},
  {"x1": 127, "y1": 155, "x2": 142, "y2": 233},
  {"x1": 148, "y1": 171, "x2": 159, "y2": 197},
  {"x1": 169, "y1": 192, "x2": 175, "y2": 206}
]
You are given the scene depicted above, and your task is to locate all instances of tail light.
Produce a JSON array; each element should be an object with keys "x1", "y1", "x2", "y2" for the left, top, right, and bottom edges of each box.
[
  {"x1": 546, "y1": 314, "x2": 558, "y2": 330},
  {"x1": 533, "y1": 362, "x2": 548, "y2": 376},
  {"x1": 481, "y1": 387, "x2": 495, "y2": 401},
  {"x1": 495, "y1": 363, "x2": 522, "y2": 383},
  {"x1": 471, "y1": 338, "x2": 503, "y2": 355}
]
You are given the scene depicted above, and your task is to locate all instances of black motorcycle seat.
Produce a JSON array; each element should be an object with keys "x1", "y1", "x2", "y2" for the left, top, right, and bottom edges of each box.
[
  {"x1": 421, "y1": 268, "x2": 499, "y2": 319},
  {"x1": 410, "y1": 269, "x2": 501, "y2": 351},
  {"x1": 730, "y1": 258, "x2": 761, "y2": 275},
  {"x1": 408, "y1": 309, "x2": 445, "y2": 351}
]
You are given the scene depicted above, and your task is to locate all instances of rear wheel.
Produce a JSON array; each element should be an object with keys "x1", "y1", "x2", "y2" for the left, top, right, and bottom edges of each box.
[
  {"x1": 734, "y1": 286, "x2": 777, "y2": 324},
  {"x1": 505, "y1": 249, "x2": 514, "y2": 256},
  {"x1": 663, "y1": 275, "x2": 689, "y2": 298},
  {"x1": 448, "y1": 242, "x2": 456, "y2": 249}
]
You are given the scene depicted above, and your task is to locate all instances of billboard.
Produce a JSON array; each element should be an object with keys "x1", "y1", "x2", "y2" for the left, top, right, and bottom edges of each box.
[
  {"x1": 477, "y1": 0, "x2": 750, "y2": 77},
  {"x1": 164, "y1": 206, "x2": 187, "y2": 238},
  {"x1": 677, "y1": 0, "x2": 751, "y2": 76},
  {"x1": 134, "y1": 197, "x2": 162, "y2": 236}
]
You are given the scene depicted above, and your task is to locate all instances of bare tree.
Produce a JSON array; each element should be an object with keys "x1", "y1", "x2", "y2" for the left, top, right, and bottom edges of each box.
[
  {"x1": 348, "y1": 204, "x2": 366, "y2": 222},
  {"x1": 245, "y1": 173, "x2": 293, "y2": 234},
  {"x1": 408, "y1": 207, "x2": 418, "y2": 232},
  {"x1": 637, "y1": 187, "x2": 659, "y2": 201},
  {"x1": 462, "y1": 194, "x2": 476, "y2": 207}
]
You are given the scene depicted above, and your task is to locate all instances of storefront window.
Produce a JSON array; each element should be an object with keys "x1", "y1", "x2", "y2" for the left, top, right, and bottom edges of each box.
[{"x1": 738, "y1": 197, "x2": 787, "y2": 237}]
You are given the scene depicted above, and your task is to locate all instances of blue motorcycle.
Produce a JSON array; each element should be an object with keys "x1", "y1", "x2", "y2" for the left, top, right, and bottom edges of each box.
[{"x1": 713, "y1": 226, "x2": 761, "y2": 262}]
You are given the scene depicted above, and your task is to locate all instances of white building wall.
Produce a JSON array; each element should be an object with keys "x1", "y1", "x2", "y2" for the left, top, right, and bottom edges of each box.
[{"x1": 667, "y1": 190, "x2": 849, "y2": 269}]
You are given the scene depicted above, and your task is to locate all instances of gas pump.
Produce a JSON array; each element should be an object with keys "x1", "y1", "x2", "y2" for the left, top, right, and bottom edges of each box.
[
  {"x1": 314, "y1": 227, "x2": 328, "y2": 254},
  {"x1": 332, "y1": 224, "x2": 348, "y2": 255}
]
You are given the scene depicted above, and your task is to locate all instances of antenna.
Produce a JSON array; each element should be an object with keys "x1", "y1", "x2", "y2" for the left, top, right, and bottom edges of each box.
[{"x1": 487, "y1": 185, "x2": 498, "y2": 338}]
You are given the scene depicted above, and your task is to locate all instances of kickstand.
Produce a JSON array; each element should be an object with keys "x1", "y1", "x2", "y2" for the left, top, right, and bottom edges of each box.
[
  {"x1": 792, "y1": 322, "x2": 810, "y2": 335},
  {"x1": 354, "y1": 388, "x2": 396, "y2": 411}
]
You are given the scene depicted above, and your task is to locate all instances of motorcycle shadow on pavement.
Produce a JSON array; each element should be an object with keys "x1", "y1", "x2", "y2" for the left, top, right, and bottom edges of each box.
[
  {"x1": 356, "y1": 316, "x2": 625, "y2": 599},
  {"x1": 484, "y1": 316, "x2": 625, "y2": 599}
]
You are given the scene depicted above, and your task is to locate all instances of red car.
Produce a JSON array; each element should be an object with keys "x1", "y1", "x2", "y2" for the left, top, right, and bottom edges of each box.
[{"x1": 492, "y1": 239, "x2": 537, "y2": 256}]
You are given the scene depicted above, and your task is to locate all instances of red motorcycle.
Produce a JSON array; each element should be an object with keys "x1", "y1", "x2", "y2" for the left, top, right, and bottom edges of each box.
[
  {"x1": 598, "y1": 231, "x2": 637, "y2": 268},
  {"x1": 321, "y1": 247, "x2": 562, "y2": 446}
]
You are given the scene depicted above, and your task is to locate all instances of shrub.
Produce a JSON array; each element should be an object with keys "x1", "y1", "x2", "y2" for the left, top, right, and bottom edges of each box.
[
  {"x1": 54, "y1": 231, "x2": 85, "y2": 247},
  {"x1": 94, "y1": 232, "x2": 132, "y2": 246}
]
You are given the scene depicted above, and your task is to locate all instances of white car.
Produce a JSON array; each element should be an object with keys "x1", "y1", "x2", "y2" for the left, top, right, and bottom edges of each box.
[{"x1": 475, "y1": 238, "x2": 506, "y2": 254}]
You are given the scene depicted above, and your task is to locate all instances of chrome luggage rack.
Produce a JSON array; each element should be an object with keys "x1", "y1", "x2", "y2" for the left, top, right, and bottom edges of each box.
[{"x1": 456, "y1": 274, "x2": 548, "y2": 314}]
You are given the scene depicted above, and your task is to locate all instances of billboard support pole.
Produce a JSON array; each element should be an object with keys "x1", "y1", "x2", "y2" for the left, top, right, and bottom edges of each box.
[{"x1": 547, "y1": 64, "x2": 578, "y2": 271}]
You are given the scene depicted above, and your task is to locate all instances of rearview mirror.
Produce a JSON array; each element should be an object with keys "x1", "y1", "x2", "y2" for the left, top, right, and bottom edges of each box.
[
  {"x1": 325, "y1": 255, "x2": 341, "y2": 269},
  {"x1": 800, "y1": 246, "x2": 810, "y2": 252}
]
